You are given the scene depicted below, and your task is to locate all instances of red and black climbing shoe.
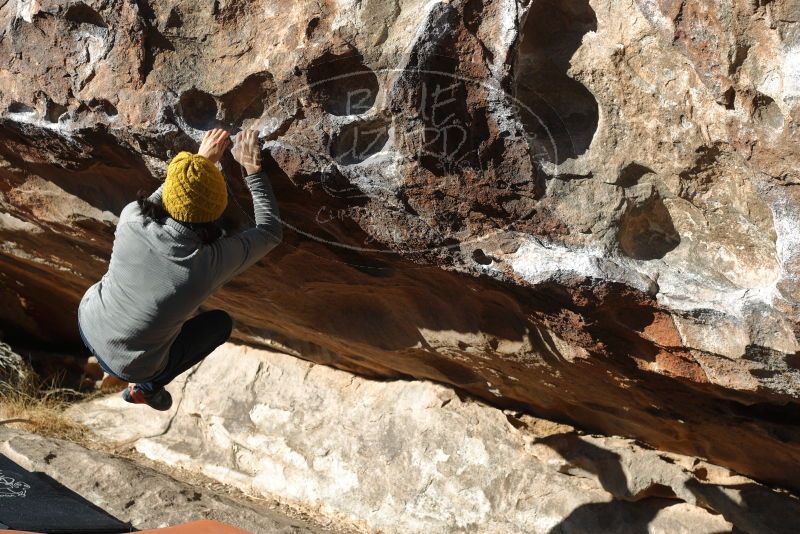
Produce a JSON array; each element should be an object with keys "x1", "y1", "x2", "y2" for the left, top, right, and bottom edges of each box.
[{"x1": 121, "y1": 384, "x2": 173, "y2": 411}]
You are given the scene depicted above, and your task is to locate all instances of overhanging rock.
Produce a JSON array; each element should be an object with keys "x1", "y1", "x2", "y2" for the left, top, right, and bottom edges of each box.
[{"x1": 0, "y1": 0, "x2": 799, "y2": 491}]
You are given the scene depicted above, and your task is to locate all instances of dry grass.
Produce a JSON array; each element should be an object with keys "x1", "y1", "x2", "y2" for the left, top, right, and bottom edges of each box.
[{"x1": 0, "y1": 371, "x2": 92, "y2": 443}]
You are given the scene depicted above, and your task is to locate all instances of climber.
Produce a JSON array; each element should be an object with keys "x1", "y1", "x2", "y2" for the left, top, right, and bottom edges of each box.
[{"x1": 76, "y1": 128, "x2": 282, "y2": 411}]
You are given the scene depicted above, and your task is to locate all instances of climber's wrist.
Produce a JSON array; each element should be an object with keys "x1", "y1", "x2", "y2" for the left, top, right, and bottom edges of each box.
[{"x1": 244, "y1": 164, "x2": 262, "y2": 176}]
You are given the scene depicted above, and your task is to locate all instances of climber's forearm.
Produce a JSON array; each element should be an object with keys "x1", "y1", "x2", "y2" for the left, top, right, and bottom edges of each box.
[
  {"x1": 244, "y1": 170, "x2": 282, "y2": 242},
  {"x1": 206, "y1": 171, "x2": 281, "y2": 282}
]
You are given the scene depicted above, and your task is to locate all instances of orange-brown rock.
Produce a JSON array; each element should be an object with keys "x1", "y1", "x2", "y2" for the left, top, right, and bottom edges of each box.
[{"x1": 0, "y1": 0, "x2": 798, "y2": 493}]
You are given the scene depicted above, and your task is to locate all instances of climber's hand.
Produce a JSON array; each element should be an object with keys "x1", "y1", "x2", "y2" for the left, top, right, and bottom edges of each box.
[
  {"x1": 232, "y1": 129, "x2": 262, "y2": 176},
  {"x1": 198, "y1": 128, "x2": 230, "y2": 164}
]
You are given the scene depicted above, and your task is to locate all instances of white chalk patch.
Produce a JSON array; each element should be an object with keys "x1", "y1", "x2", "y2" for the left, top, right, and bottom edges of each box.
[
  {"x1": 16, "y1": 0, "x2": 41, "y2": 23},
  {"x1": 783, "y1": 44, "x2": 800, "y2": 101},
  {"x1": 488, "y1": 0, "x2": 521, "y2": 78},
  {"x1": 250, "y1": 403, "x2": 292, "y2": 425},
  {"x1": 312, "y1": 451, "x2": 359, "y2": 492},
  {"x1": 0, "y1": 212, "x2": 43, "y2": 233},
  {"x1": 458, "y1": 437, "x2": 489, "y2": 467},
  {"x1": 509, "y1": 237, "x2": 653, "y2": 293}
]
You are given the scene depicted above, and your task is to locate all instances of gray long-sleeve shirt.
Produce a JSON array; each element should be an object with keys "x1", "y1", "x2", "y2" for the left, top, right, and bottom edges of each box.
[{"x1": 77, "y1": 170, "x2": 282, "y2": 382}]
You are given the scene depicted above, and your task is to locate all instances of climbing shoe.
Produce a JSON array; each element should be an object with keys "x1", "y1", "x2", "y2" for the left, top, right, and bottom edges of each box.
[{"x1": 121, "y1": 384, "x2": 173, "y2": 411}]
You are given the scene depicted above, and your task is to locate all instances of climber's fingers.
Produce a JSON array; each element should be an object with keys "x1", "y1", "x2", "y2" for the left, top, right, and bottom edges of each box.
[
  {"x1": 231, "y1": 129, "x2": 261, "y2": 174},
  {"x1": 244, "y1": 130, "x2": 259, "y2": 151},
  {"x1": 208, "y1": 128, "x2": 224, "y2": 146},
  {"x1": 235, "y1": 129, "x2": 258, "y2": 151},
  {"x1": 198, "y1": 128, "x2": 230, "y2": 163}
]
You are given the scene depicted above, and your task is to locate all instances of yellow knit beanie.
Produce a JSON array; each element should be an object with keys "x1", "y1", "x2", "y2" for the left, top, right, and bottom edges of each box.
[{"x1": 163, "y1": 152, "x2": 228, "y2": 223}]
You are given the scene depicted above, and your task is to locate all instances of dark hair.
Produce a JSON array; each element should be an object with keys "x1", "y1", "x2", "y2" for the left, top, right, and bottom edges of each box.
[{"x1": 136, "y1": 189, "x2": 223, "y2": 245}]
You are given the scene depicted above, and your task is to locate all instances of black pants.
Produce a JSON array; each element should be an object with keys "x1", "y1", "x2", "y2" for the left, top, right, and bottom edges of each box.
[
  {"x1": 138, "y1": 309, "x2": 232, "y2": 393},
  {"x1": 83, "y1": 309, "x2": 232, "y2": 393}
]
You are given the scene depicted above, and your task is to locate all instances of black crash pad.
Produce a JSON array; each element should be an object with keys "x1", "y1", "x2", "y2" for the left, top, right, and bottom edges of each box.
[{"x1": 0, "y1": 454, "x2": 132, "y2": 533}]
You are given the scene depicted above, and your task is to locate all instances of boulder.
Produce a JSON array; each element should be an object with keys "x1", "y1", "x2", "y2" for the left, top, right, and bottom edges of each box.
[
  {"x1": 0, "y1": 0, "x2": 798, "y2": 491},
  {"x1": 0, "y1": 427, "x2": 343, "y2": 532},
  {"x1": 70, "y1": 343, "x2": 800, "y2": 534}
]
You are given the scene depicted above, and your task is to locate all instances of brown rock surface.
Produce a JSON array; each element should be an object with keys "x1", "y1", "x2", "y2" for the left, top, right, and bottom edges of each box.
[{"x1": 1, "y1": 0, "x2": 799, "y2": 493}]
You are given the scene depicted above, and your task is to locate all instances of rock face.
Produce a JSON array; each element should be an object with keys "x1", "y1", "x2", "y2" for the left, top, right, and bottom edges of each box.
[
  {"x1": 0, "y1": 0, "x2": 799, "y2": 493},
  {"x1": 70, "y1": 343, "x2": 800, "y2": 534}
]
